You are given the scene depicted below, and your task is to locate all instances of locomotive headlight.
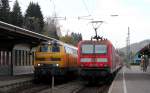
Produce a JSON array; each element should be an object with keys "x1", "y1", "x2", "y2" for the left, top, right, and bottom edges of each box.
[
  {"x1": 37, "y1": 63, "x2": 41, "y2": 66},
  {"x1": 56, "y1": 64, "x2": 59, "y2": 67},
  {"x1": 37, "y1": 63, "x2": 44, "y2": 67}
]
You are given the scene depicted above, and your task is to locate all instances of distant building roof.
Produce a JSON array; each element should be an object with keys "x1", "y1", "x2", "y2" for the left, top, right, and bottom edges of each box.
[{"x1": 138, "y1": 43, "x2": 150, "y2": 56}]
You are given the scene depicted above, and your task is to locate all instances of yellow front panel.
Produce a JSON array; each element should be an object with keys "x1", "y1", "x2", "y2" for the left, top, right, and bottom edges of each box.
[
  {"x1": 34, "y1": 45, "x2": 65, "y2": 68},
  {"x1": 34, "y1": 43, "x2": 78, "y2": 68},
  {"x1": 35, "y1": 52, "x2": 63, "y2": 58}
]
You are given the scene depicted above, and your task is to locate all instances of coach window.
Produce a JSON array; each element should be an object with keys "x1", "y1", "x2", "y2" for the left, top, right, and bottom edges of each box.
[
  {"x1": 70, "y1": 48, "x2": 73, "y2": 54},
  {"x1": 65, "y1": 47, "x2": 68, "y2": 53},
  {"x1": 75, "y1": 50, "x2": 77, "y2": 55},
  {"x1": 73, "y1": 49, "x2": 77, "y2": 56},
  {"x1": 65, "y1": 47, "x2": 69, "y2": 53},
  {"x1": 65, "y1": 47, "x2": 72, "y2": 54}
]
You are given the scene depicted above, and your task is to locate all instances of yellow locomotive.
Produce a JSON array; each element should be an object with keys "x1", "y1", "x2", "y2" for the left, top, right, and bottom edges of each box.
[{"x1": 34, "y1": 41, "x2": 78, "y2": 82}]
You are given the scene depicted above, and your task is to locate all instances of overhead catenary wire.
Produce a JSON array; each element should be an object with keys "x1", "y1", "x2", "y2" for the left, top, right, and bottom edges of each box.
[
  {"x1": 51, "y1": 0, "x2": 93, "y2": 20},
  {"x1": 91, "y1": 21, "x2": 104, "y2": 30},
  {"x1": 50, "y1": 0, "x2": 56, "y2": 17},
  {"x1": 79, "y1": 0, "x2": 95, "y2": 21},
  {"x1": 49, "y1": 0, "x2": 66, "y2": 20},
  {"x1": 81, "y1": 0, "x2": 104, "y2": 40},
  {"x1": 82, "y1": 0, "x2": 91, "y2": 16},
  {"x1": 49, "y1": 0, "x2": 95, "y2": 21}
]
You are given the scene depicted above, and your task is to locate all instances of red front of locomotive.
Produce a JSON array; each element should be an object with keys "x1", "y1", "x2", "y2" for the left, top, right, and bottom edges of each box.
[{"x1": 78, "y1": 40, "x2": 114, "y2": 81}]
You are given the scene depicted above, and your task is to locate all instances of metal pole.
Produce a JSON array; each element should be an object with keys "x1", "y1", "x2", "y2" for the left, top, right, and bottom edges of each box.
[
  {"x1": 51, "y1": 75, "x2": 54, "y2": 93},
  {"x1": 126, "y1": 27, "x2": 131, "y2": 67},
  {"x1": 128, "y1": 27, "x2": 131, "y2": 63}
]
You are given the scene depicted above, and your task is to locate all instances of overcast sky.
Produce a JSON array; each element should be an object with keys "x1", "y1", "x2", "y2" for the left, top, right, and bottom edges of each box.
[{"x1": 9, "y1": 0, "x2": 150, "y2": 48}]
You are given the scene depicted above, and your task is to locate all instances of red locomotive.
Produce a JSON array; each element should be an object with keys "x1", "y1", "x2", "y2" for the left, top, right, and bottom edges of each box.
[
  {"x1": 78, "y1": 39, "x2": 122, "y2": 82},
  {"x1": 78, "y1": 21, "x2": 122, "y2": 82}
]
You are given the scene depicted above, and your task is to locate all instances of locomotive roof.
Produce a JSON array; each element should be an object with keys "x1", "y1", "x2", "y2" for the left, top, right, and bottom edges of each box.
[
  {"x1": 79, "y1": 39, "x2": 113, "y2": 46},
  {"x1": 40, "y1": 40, "x2": 77, "y2": 50}
]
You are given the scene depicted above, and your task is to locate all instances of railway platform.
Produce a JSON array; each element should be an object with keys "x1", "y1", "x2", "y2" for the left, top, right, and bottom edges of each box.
[
  {"x1": 108, "y1": 66, "x2": 150, "y2": 93},
  {"x1": 0, "y1": 74, "x2": 33, "y2": 92}
]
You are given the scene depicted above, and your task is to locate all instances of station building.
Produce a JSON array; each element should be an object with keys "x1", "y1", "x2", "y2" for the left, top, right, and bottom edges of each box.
[{"x1": 0, "y1": 21, "x2": 54, "y2": 76}]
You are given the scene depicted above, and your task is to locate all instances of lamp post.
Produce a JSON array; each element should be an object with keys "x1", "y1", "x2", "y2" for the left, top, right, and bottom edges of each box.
[{"x1": 51, "y1": 75, "x2": 54, "y2": 93}]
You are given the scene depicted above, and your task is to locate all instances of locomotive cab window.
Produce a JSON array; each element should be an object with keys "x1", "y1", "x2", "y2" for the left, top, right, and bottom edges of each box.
[
  {"x1": 81, "y1": 44, "x2": 94, "y2": 54},
  {"x1": 95, "y1": 45, "x2": 107, "y2": 54},
  {"x1": 81, "y1": 44, "x2": 107, "y2": 54},
  {"x1": 52, "y1": 43, "x2": 60, "y2": 52},
  {"x1": 40, "y1": 45, "x2": 48, "y2": 52}
]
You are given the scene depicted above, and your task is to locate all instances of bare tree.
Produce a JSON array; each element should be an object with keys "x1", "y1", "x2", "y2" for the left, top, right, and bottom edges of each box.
[{"x1": 42, "y1": 17, "x2": 61, "y2": 39}]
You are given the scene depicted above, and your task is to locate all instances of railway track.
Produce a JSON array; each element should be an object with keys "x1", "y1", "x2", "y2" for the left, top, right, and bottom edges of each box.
[
  {"x1": 38, "y1": 81, "x2": 84, "y2": 93},
  {"x1": 37, "y1": 81, "x2": 111, "y2": 93},
  {"x1": 15, "y1": 84, "x2": 49, "y2": 93},
  {"x1": 6, "y1": 80, "x2": 78, "y2": 93},
  {"x1": 0, "y1": 81, "x2": 49, "y2": 93},
  {"x1": 2, "y1": 80, "x2": 84, "y2": 93},
  {"x1": 0, "y1": 79, "x2": 112, "y2": 93}
]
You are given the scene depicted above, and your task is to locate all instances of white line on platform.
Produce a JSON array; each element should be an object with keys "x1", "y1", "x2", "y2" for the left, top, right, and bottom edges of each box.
[
  {"x1": 108, "y1": 76, "x2": 115, "y2": 93},
  {"x1": 108, "y1": 69, "x2": 120, "y2": 93},
  {"x1": 123, "y1": 68, "x2": 127, "y2": 93}
]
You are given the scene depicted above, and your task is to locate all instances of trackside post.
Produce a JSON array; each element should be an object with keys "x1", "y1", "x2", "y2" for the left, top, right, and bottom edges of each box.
[{"x1": 51, "y1": 75, "x2": 54, "y2": 93}]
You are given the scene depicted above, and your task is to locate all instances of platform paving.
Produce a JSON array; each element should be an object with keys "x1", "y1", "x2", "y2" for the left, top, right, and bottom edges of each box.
[
  {"x1": 108, "y1": 66, "x2": 150, "y2": 93},
  {"x1": 0, "y1": 75, "x2": 33, "y2": 87}
]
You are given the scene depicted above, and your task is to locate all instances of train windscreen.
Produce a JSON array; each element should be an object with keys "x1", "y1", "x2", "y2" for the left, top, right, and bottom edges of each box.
[
  {"x1": 81, "y1": 44, "x2": 107, "y2": 54},
  {"x1": 39, "y1": 44, "x2": 60, "y2": 52},
  {"x1": 51, "y1": 42, "x2": 60, "y2": 52},
  {"x1": 95, "y1": 45, "x2": 107, "y2": 54},
  {"x1": 40, "y1": 45, "x2": 48, "y2": 52},
  {"x1": 52, "y1": 45, "x2": 60, "y2": 52},
  {"x1": 81, "y1": 44, "x2": 94, "y2": 54}
]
